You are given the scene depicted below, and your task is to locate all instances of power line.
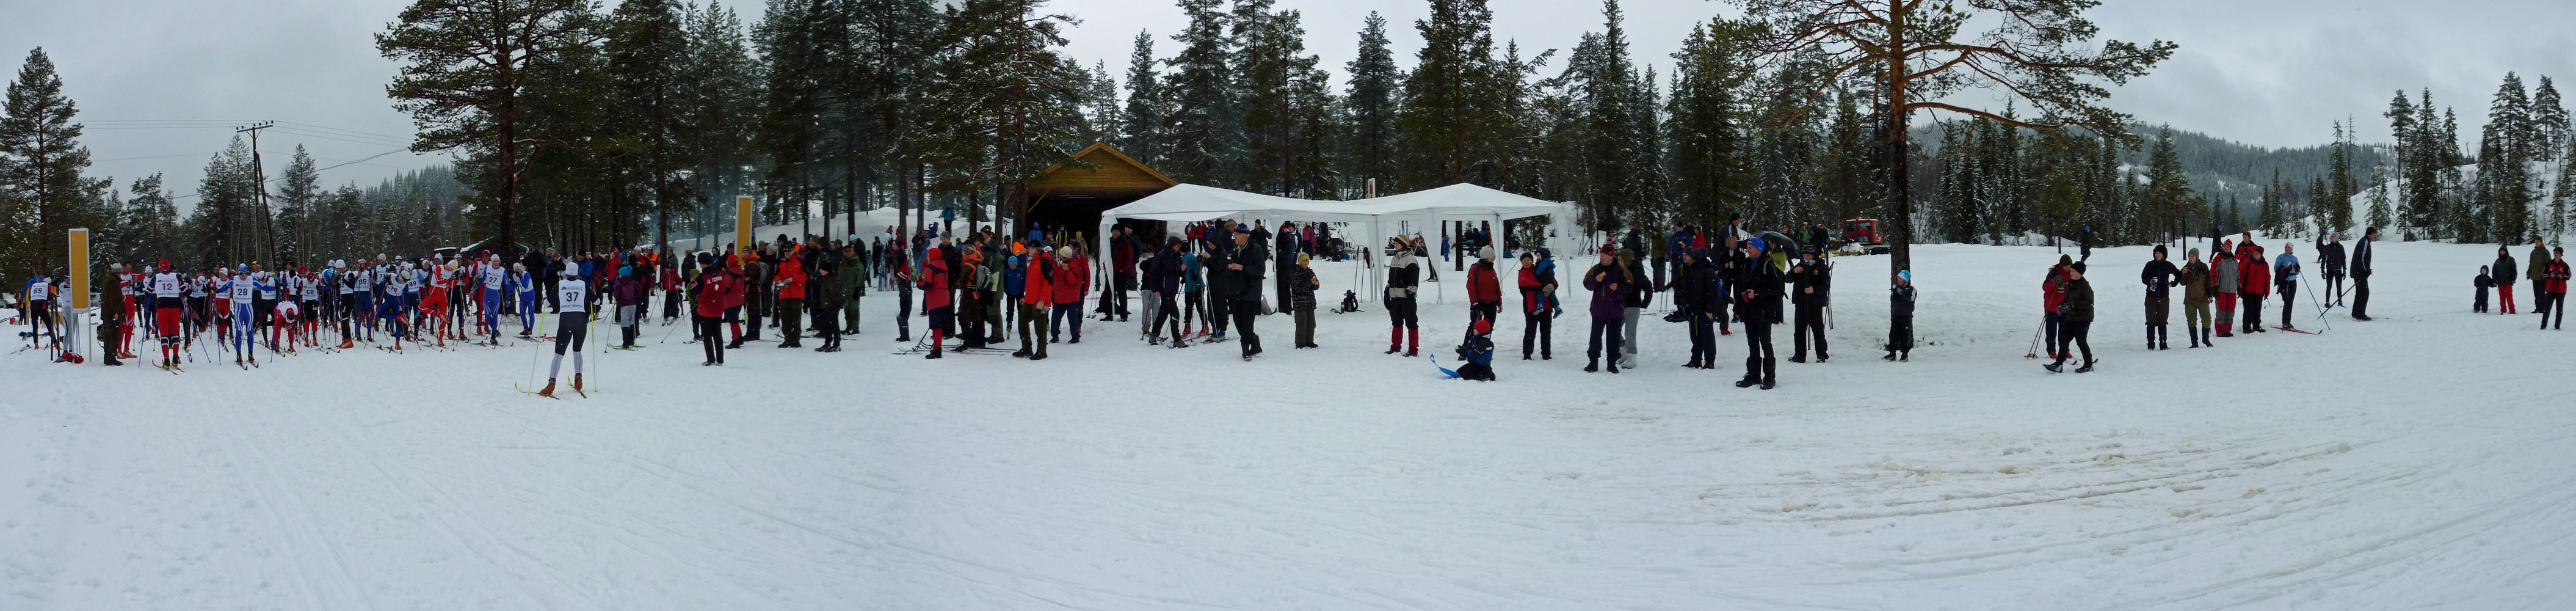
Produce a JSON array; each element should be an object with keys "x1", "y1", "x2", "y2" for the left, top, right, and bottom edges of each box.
[{"x1": 94, "y1": 151, "x2": 222, "y2": 163}]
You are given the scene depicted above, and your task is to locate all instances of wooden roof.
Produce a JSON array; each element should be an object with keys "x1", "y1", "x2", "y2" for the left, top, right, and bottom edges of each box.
[{"x1": 1024, "y1": 142, "x2": 1177, "y2": 200}]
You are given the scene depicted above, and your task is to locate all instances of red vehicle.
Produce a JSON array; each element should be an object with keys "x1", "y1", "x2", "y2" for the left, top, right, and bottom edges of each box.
[{"x1": 1842, "y1": 218, "x2": 1889, "y2": 254}]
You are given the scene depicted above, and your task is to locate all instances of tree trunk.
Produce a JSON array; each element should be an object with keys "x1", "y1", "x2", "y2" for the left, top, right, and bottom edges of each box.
[{"x1": 1885, "y1": 13, "x2": 1910, "y2": 286}]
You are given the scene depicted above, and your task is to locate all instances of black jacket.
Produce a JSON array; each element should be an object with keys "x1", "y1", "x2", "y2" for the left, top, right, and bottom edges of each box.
[
  {"x1": 2314, "y1": 236, "x2": 2346, "y2": 275},
  {"x1": 1150, "y1": 247, "x2": 1185, "y2": 295},
  {"x1": 2494, "y1": 254, "x2": 2519, "y2": 286},
  {"x1": 2139, "y1": 258, "x2": 2179, "y2": 298},
  {"x1": 1287, "y1": 266, "x2": 1318, "y2": 310},
  {"x1": 1736, "y1": 259, "x2": 1784, "y2": 324},
  {"x1": 1789, "y1": 258, "x2": 1830, "y2": 308},
  {"x1": 1890, "y1": 283, "x2": 1916, "y2": 319},
  {"x1": 1681, "y1": 258, "x2": 1723, "y2": 315},
  {"x1": 2351, "y1": 239, "x2": 2374, "y2": 279},
  {"x1": 2061, "y1": 277, "x2": 2096, "y2": 323},
  {"x1": 1224, "y1": 242, "x2": 1266, "y2": 301}
]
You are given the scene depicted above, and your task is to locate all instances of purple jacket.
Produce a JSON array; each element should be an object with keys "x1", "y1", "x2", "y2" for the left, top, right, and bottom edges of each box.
[{"x1": 1581, "y1": 263, "x2": 1628, "y2": 319}]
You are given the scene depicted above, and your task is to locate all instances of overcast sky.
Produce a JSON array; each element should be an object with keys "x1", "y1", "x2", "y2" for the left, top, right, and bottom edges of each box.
[{"x1": 5, "y1": 0, "x2": 2569, "y2": 210}]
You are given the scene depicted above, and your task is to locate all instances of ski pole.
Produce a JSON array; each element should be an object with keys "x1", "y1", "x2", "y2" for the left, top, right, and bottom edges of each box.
[{"x1": 2024, "y1": 316, "x2": 2045, "y2": 359}]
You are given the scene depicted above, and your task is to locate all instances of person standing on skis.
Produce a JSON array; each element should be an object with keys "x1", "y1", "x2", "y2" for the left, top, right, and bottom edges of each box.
[
  {"x1": 1788, "y1": 249, "x2": 1830, "y2": 364},
  {"x1": 152, "y1": 262, "x2": 185, "y2": 368},
  {"x1": 537, "y1": 263, "x2": 589, "y2": 397},
  {"x1": 2315, "y1": 233, "x2": 2346, "y2": 307},
  {"x1": 2047, "y1": 262, "x2": 2096, "y2": 373},
  {"x1": 2275, "y1": 243, "x2": 2301, "y2": 329},
  {"x1": 2351, "y1": 227, "x2": 2377, "y2": 320},
  {"x1": 2235, "y1": 234, "x2": 2270, "y2": 334}
]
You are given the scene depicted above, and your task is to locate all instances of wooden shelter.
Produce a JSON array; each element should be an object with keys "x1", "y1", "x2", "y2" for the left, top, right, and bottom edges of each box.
[{"x1": 1015, "y1": 142, "x2": 1177, "y2": 240}]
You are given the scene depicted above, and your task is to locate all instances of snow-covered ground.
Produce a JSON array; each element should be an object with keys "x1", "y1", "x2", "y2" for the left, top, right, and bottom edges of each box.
[{"x1": 5, "y1": 238, "x2": 2572, "y2": 610}]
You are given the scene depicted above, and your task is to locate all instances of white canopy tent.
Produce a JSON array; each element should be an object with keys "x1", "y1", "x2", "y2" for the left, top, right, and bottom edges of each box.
[{"x1": 1095, "y1": 182, "x2": 1574, "y2": 306}]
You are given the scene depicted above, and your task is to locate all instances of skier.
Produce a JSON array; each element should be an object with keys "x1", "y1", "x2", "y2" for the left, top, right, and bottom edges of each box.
[
  {"x1": 2235, "y1": 235, "x2": 2270, "y2": 334},
  {"x1": 1884, "y1": 270, "x2": 1915, "y2": 362},
  {"x1": 2180, "y1": 248, "x2": 2213, "y2": 348},
  {"x1": 2046, "y1": 262, "x2": 2096, "y2": 373},
  {"x1": 1733, "y1": 238, "x2": 1782, "y2": 389},
  {"x1": 2140, "y1": 244, "x2": 2179, "y2": 349},
  {"x1": 1581, "y1": 246, "x2": 1627, "y2": 375},
  {"x1": 1384, "y1": 236, "x2": 1423, "y2": 356},
  {"x1": 2274, "y1": 243, "x2": 2301, "y2": 329},
  {"x1": 477, "y1": 254, "x2": 507, "y2": 345},
  {"x1": 1787, "y1": 249, "x2": 1830, "y2": 363},
  {"x1": 218, "y1": 267, "x2": 268, "y2": 365},
  {"x1": 890, "y1": 246, "x2": 913, "y2": 343},
  {"x1": 2541, "y1": 247, "x2": 2568, "y2": 330},
  {"x1": 811, "y1": 241, "x2": 845, "y2": 352},
  {"x1": 152, "y1": 261, "x2": 184, "y2": 368},
  {"x1": 2315, "y1": 233, "x2": 2347, "y2": 307},
  {"x1": 537, "y1": 263, "x2": 588, "y2": 397},
  {"x1": 513, "y1": 263, "x2": 539, "y2": 337},
  {"x1": 2492, "y1": 245, "x2": 2519, "y2": 314},
  {"x1": 1518, "y1": 249, "x2": 1558, "y2": 360},
  {"x1": 2351, "y1": 228, "x2": 2377, "y2": 320}
]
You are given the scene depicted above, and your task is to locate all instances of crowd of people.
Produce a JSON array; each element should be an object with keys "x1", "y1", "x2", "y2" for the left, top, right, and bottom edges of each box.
[{"x1": 16, "y1": 218, "x2": 2571, "y2": 390}]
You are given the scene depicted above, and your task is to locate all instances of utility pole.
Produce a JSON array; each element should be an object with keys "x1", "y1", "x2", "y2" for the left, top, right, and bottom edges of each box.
[{"x1": 236, "y1": 121, "x2": 276, "y2": 263}]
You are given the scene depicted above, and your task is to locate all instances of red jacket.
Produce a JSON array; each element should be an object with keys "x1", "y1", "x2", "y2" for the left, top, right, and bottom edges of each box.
[
  {"x1": 1023, "y1": 255, "x2": 1053, "y2": 306},
  {"x1": 2544, "y1": 260, "x2": 2571, "y2": 294},
  {"x1": 723, "y1": 265, "x2": 748, "y2": 307},
  {"x1": 777, "y1": 256, "x2": 807, "y2": 300},
  {"x1": 2236, "y1": 243, "x2": 2270, "y2": 295},
  {"x1": 2043, "y1": 269, "x2": 2067, "y2": 313},
  {"x1": 1051, "y1": 256, "x2": 1086, "y2": 304},
  {"x1": 922, "y1": 257, "x2": 952, "y2": 310},
  {"x1": 1467, "y1": 261, "x2": 1501, "y2": 303},
  {"x1": 660, "y1": 268, "x2": 681, "y2": 291},
  {"x1": 692, "y1": 270, "x2": 731, "y2": 318}
]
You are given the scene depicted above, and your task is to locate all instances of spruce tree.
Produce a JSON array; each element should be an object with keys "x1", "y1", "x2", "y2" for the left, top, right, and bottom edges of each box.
[
  {"x1": 2325, "y1": 121, "x2": 2355, "y2": 233},
  {"x1": 0, "y1": 48, "x2": 109, "y2": 275},
  {"x1": 1341, "y1": 13, "x2": 1399, "y2": 194},
  {"x1": 272, "y1": 145, "x2": 321, "y2": 264},
  {"x1": 1119, "y1": 31, "x2": 1165, "y2": 166},
  {"x1": 2140, "y1": 126, "x2": 2190, "y2": 243},
  {"x1": 1161, "y1": 0, "x2": 1238, "y2": 185},
  {"x1": 1663, "y1": 20, "x2": 1752, "y2": 227}
]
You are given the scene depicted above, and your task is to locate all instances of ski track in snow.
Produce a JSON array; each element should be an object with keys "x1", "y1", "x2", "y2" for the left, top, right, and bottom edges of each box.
[{"x1": 4, "y1": 239, "x2": 2574, "y2": 610}]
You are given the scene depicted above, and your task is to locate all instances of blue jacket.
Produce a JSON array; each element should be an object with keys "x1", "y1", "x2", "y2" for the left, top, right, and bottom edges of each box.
[
  {"x1": 2274, "y1": 253, "x2": 2301, "y2": 285},
  {"x1": 1183, "y1": 251, "x2": 1205, "y2": 293}
]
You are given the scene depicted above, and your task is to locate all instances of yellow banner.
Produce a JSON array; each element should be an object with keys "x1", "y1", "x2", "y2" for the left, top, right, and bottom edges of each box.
[
  {"x1": 67, "y1": 228, "x2": 89, "y2": 310},
  {"x1": 736, "y1": 196, "x2": 753, "y2": 258}
]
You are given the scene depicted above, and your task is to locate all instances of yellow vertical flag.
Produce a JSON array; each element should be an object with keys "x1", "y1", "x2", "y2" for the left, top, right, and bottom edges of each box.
[{"x1": 67, "y1": 228, "x2": 89, "y2": 310}]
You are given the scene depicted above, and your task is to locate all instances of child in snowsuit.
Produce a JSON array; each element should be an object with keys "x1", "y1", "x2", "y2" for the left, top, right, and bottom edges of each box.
[
  {"x1": 1454, "y1": 318, "x2": 1497, "y2": 381},
  {"x1": 2474, "y1": 266, "x2": 2492, "y2": 313}
]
